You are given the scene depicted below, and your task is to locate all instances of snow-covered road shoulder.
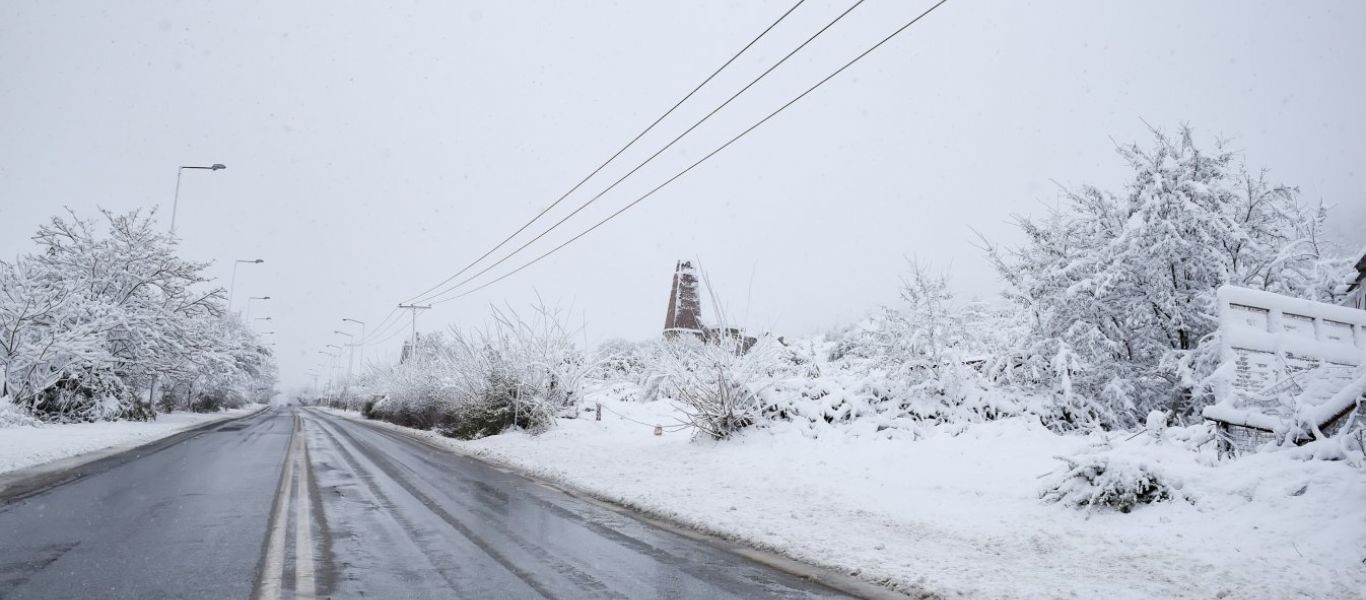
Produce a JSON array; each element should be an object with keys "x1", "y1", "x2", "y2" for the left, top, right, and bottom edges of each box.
[
  {"x1": 0, "y1": 407, "x2": 261, "y2": 479},
  {"x1": 322, "y1": 402, "x2": 1366, "y2": 600}
]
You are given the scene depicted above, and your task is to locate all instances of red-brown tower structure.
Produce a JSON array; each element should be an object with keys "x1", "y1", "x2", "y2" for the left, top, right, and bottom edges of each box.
[{"x1": 663, "y1": 260, "x2": 704, "y2": 339}]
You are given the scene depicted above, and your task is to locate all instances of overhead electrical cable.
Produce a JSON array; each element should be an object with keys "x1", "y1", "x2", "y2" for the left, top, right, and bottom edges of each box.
[
  {"x1": 419, "y1": 0, "x2": 867, "y2": 305},
  {"x1": 434, "y1": 0, "x2": 951, "y2": 304},
  {"x1": 401, "y1": 0, "x2": 810, "y2": 307},
  {"x1": 360, "y1": 307, "x2": 403, "y2": 346}
]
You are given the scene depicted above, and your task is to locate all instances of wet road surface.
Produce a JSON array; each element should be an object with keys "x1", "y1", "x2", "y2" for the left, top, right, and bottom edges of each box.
[{"x1": 0, "y1": 407, "x2": 852, "y2": 599}]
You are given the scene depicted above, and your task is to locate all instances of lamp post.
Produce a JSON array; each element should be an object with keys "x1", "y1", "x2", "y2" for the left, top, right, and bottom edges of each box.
[
  {"x1": 228, "y1": 259, "x2": 263, "y2": 311},
  {"x1": 246, "y1": 296, "x2": 270, "y2": 321},
  {"x1": 171, "y1": 163, "x2": 227, "y2": 233},
  {"x1": 342, "y1": 317, "x2": 365, "y2": 373},
  {"x1": 333, "y1": 330, "x2": 355, "y2": 403},
  {"x1": 325, "y1": 344, "x2": 345, "y2": 397},
  {"x1": 319, "y1": 350, "x2": 339, "y2": 398}
]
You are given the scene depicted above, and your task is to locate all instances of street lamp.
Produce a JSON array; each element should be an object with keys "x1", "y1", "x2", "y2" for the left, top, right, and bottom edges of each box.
[
  {"x1": 171, "y1": 163, "x2": 227, "y2": 233},
  {"x1": 334, "y1": 330, "x2": 356, "y2": 402},
  {"x1": 246, "y1": 296, "x2": 270, "y2": 321},
  {"x1": 342, "y1": 317, "x2": 365, "y2": 372},
  {"x1": 228, "y1": 259, "x2": 264, "y2": 311},
  {"x1": 324, "y1": 344, "x2": 345, "y2": 395}
]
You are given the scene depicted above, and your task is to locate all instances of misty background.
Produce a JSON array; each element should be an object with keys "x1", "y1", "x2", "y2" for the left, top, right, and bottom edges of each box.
[{"x1": 3, "y1": 0, "x2": 1363, "y2": 391}]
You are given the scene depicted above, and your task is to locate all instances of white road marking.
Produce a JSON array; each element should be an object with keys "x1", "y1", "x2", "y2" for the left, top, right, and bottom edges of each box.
[
  {"x1": 257, "y1": 426, "x2": 296, "y2": 600},
  {"x1": 294, "y1": 433, "x2": 317, "y2": 599}
]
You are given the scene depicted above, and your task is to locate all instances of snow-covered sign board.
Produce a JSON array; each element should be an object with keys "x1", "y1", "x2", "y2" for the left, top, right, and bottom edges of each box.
[{"x1": 1205, "y1": 286, "x2": 1366, "y2": 433}]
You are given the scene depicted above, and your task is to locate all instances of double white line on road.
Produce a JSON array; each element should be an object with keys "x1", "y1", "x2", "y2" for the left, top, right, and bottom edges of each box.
[{"x1": 257, "y1": 414, "x2": 318, "y2": 600}]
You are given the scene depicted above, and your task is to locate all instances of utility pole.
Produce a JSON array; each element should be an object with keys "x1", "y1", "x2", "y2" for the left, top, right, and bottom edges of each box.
[{"x1": 397, "y1": 304, "x2": 431, "y2": 361}]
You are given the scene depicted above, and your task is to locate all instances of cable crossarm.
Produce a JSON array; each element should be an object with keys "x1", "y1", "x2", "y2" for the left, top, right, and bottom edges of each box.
[
  {"x1": 436, "y1": 0, "x2": 951, "y2": 304},
  {"x1": 402, "y1": 0, "x2": 810, "y2": 306},
  {"x1": 419, "y1": 0, "x2": 867, "y2": 305}
]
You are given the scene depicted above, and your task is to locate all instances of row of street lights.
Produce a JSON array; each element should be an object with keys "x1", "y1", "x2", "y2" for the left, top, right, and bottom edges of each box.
[
  {"x1": 312, "y1": 317, "x2": 365, "y2": 403},
  {"x1": 167, "y1": 162, "x2": 272, "y2": 325},
  {"x1": 180, "y1": 161, "x2": 367, "y2": 403},
  {"x1": 170, "y1": 162, "x2": 284, "y2": 385}
]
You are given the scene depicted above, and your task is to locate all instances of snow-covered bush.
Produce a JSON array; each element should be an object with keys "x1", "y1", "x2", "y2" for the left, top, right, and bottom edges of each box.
[
  {"x1": 588, "y1": 338, "x2": 657, "y2": 382},
  {"x1": 644, "y1": 335, "x2": 791, "y2": 439},
  {"x1": 0, "y1": 396, "x2": 40, "y2": 428},
  {"x1": 1040, "y1": 449, "x2": 1186, "y2": 513},
  {"x1": 793, "y1": 265, "x2": 1044, "y2": 431},
  {"x1": 361, "y1": 302, "x2": 589, "y2": 439}
]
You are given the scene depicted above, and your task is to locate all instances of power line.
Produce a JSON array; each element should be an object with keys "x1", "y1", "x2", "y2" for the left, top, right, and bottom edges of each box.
[
  {"x1": 419, "y1": 0, "x2": 866, "y2": 305},
  {"x1": 358, "y1": 0, "x2": 811, "y2": 353},
  {"x1": 436, "y1": 0, "x2": 951, "y2": 304},
  {"x1": 361, "y1": 308, "x2": 405, "y2": 346},
  {"x1": 402, "y1": 0, "x2": 810, "y2": 306},
  {"x1": 362, "y1": 307, "x2": 400, "y2": 342},
  {"x1": 365, "y1": 321, "x2": 413, "y2": 347}
]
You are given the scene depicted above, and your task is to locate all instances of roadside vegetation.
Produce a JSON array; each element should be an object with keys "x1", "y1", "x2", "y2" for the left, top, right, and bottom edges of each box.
[
  {"x1": 0, "y1": 209, "x2": 277, "y2": 424},
  {"x1": 334, "y1": 126, "x2": 1359, "y2": 457}
]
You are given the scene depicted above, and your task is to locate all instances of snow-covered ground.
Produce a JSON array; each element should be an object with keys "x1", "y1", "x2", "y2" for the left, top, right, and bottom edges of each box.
[
  {"x1": 328, "y1": 399, "x2": 1366, "y2": 600},
  {"x1": 0, "y1": 407, "x2": 259, "y2": 476}
]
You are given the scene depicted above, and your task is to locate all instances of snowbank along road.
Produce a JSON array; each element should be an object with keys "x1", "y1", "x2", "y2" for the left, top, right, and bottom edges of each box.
[{"x1": 0, "y1": 407, "x2": 856, "y2": 599}]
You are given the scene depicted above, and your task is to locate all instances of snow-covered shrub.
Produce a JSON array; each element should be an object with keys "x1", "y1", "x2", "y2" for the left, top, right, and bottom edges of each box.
[
  {"x1": 796, "y1": 264, "x2": 1045, "y2": 431},
  {"x1": 588, "y1": 338, "x2": 657, "y2": 382},
  {"x1": 645, "y1": 335, "x2": 790, "y2": 439},
  {"x1": 1040, "y1": 450, "x2": 1185, "y2": 512},
  {"x1": 360, "y1": 302, "x2": 589, "y2": 439},
  {"x1": 0, "y1": 396, "x2": 40, "y2": 428}
]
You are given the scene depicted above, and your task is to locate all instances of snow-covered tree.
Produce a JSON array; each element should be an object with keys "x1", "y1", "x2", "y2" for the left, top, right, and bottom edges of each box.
[
  {"x1": 1, "y1": 209, "x2": 277, "y2": 421},
  {"x1": 986, "y1": 125, "x2": 1351, "y2": 427}
]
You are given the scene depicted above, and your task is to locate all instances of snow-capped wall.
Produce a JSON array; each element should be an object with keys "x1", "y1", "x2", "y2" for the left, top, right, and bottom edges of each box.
[{"x1": 1205, "y1": 285, "x2": 1366, "y2": 430}]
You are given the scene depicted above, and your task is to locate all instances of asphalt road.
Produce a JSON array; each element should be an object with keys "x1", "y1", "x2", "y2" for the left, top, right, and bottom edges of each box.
[{"x1": 0, "y1": 407, "x2": 852, "y2": 599}]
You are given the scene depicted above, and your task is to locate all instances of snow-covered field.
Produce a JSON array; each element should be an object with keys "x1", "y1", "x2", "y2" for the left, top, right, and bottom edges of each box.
[
  {"x1": 0, "y1": 407, "x2": 259, "y2": 476},
  {"x1": 328, "y1": 400, "x2": 1366, "y2": 599}
]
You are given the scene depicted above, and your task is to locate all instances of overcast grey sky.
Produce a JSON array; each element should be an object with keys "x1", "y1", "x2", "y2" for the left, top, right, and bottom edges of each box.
[{"x1": 3, "y1": 0, "x2": 1364, "y2": 391}]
